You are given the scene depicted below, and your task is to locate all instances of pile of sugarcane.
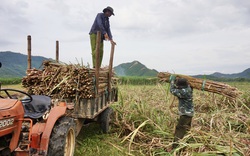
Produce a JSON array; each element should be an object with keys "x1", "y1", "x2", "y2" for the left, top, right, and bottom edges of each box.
[
  {"x1": 22, "y1": 61, "x2": 117, "y2": 100},
  {"x1": 158, "y1": 72, "x2": 242, "y2": 99}
]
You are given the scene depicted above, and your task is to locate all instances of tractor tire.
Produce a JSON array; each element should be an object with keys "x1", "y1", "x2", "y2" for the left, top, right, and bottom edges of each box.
[
  {"x1": 100, "y1": 107, "x2": 113, "y2": 133},
  {"x1": 47, "y1": 116, "x2": 76, "y2": 156}
]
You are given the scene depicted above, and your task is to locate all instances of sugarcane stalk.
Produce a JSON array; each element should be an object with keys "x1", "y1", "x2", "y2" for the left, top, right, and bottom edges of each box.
[{"x1": 158, "y1": 72, "x2": 241, "y2": 99}]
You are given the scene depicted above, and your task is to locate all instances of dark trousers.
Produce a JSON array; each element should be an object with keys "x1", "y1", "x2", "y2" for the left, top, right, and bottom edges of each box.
[{"x1": 173, "y1": 115, "x2": 192, "y2": 148}]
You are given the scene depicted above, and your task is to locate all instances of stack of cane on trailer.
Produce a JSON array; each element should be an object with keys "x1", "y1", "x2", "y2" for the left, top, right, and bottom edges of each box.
[
  {"x1": 22, "y1": 32, "x2": 118, "y2": 119},
  {"x1": 158, "y1": 72, "x2": 242, "y2": 99}
]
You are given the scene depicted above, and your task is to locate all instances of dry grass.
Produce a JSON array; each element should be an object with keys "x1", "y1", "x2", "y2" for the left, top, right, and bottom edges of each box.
[
  {"x1": 111, "y1": 83, "x2": 250, "y2": 155},
  {"x1": 2, "y1": 82, "x2": 249, "y2": 155}
]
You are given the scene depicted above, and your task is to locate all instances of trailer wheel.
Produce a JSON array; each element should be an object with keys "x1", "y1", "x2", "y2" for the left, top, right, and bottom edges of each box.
[
  {"x1": 100, "y1": 107, "x2": 113, "y2": 133},
  {"x1": 48, "y1": 117, "x2": 76, "y2": 156}
]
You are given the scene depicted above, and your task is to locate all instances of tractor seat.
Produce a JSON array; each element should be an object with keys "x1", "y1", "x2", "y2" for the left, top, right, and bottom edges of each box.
[{"x1": 22, "y1": 95, "x2": 51, "y2": 119}]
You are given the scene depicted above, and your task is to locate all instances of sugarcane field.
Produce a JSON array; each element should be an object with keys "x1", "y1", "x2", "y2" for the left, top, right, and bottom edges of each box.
[
  {"x1": 0, "y1": 33, "x2": 249, "y2": 156},
  {"x1": 1, "y1": 58, "x2": 249, "y2": 155},
  {"x1": 19, "y1": 56, "x2": 249, "y2": 155},
  {"x1": 1, "y1": 1, "x2": 250, "y2": 156},
  {"x1": 2, "y1": 75, "x2": 249, "y2": 156}
]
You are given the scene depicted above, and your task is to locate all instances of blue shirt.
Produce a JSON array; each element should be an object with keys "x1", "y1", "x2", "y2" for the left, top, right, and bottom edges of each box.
[
  {"x1": 89, "y1": 13, "x2": 113, "y2": 40},
  {"x1": 170, "y1": 82, "x2": 194, "y2": 116}
]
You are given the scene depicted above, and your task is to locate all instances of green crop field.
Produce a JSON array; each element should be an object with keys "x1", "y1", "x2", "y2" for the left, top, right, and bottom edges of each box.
[
  {"x1": 75, "y1": 82, "x2": 250, "y2": 156},
  {"x1": 1, "y1": 81, "x2": 249, "y2": 155}
]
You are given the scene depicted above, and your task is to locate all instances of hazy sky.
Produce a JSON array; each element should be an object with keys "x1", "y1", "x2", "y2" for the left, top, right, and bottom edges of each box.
[{"x1": 1, "y1": 0, "x2": 250, "y2": 75}]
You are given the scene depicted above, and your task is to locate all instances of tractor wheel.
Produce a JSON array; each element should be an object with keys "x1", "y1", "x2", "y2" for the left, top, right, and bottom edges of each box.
[
  {"x1": 100, "y1": 107, "x2": 113, "y2": 133},
  {"x1": 47, "y1": 117, "x2": 76, "y2": 156}
]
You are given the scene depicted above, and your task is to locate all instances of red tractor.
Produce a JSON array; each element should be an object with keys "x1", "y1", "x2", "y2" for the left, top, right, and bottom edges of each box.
[{"x1": 0, "y1": 62, "x2": 118, "y2": 156}]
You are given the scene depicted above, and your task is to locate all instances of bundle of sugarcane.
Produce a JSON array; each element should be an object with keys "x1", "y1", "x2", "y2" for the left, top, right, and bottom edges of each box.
[
  {"x1": 22, "y1": 61, "x2": 116, "y2": 100},
  {"x1": 158, "y1": 72, "x2": 242, "y2": 99}
]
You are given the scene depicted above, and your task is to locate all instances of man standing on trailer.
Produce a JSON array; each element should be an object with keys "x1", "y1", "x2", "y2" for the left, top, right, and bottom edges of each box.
[{"x1": 89, "y1": 6, "x2": 116, "y2": 68}]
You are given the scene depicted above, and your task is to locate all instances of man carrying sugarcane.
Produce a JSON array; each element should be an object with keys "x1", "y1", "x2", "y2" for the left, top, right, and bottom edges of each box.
[
  {"x1": 89, "y1": 6, "x2": 116, "y2": 68},
  {"x1": 169, "y1": 76, "x2": 194, "y2": 150}
]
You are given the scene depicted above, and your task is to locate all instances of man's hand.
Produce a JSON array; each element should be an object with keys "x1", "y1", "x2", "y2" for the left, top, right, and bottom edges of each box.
[
  {"x1": 169, "y1": 75, "x2": 176, "y2": 83},
  {"x1": 104, "y1": 33, "x2": 110, "y2": 40}
]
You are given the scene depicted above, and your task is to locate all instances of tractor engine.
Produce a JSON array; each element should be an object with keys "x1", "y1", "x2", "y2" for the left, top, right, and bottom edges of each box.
[{"x1": 0, "y1": 99, "x2": 25, "y2": 155}]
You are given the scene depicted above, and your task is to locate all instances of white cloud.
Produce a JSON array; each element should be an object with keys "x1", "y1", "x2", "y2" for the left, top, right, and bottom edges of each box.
[{"x1": 0, "y1": 0, "x2": 249, "y2": 75}]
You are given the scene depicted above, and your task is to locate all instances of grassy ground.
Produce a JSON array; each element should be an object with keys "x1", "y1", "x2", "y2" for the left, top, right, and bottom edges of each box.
[
  {"x1": 75, "y1": 123, "x2": 129, "y2": 156},
  {"x1": 75, "y1": 82, "x2": 250, "y2": 156},
  {"x1": 1, "y1": 82, "x2": 249, "y2": 155}
]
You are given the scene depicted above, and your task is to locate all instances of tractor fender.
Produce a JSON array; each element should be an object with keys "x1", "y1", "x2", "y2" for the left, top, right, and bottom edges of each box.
[
  {"x1": 30, "y1": 122, "x2": 45, "y2": 149},
  {"x1": 39, "y1": 102, "x2": 67, "y2": 154}
]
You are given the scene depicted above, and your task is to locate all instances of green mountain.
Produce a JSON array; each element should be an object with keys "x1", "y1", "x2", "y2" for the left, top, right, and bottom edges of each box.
[
  {"x1": 210, "y1": 68, "x2": 250, "y2": 79},
  {"x1": 0, "y1": 51, "x2": 51, "y2": 78},
  {"x1": 0, "y1": 51, "x2": 249, "y2": 79},
  {"x1": 0, "y1": 52, "x2": 158, "y2": 78},
  {"x1": 114, "y1": 60, "x2": 158, "y2": 77},
  {"x1": 193, "y1": 68, "x2": 250, "y2": 80}
]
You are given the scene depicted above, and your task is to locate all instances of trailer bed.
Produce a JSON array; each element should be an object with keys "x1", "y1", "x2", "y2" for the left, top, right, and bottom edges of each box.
[{"x1": 66, "y1": 87, "x2": 118, "y2": 119}]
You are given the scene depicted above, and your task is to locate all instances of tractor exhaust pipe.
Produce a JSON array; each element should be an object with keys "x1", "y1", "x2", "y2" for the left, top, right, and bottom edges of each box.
[{"x1": 27, "y1": 35, "x2": 31, "y2": 70}]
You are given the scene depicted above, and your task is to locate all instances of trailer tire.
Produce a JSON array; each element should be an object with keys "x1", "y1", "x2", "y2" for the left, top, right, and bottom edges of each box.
[
  {"x1": 100, "y1": 107, "x2": 113, "y2": 133},
  {"x1": 47, "y1": 116, "x2": 76, "y2": 156}
]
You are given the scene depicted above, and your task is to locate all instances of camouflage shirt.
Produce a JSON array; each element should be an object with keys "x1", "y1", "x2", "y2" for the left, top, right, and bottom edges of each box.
[{"x1": 170, "y1": 82, "x2": 194, "y2": 116}]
